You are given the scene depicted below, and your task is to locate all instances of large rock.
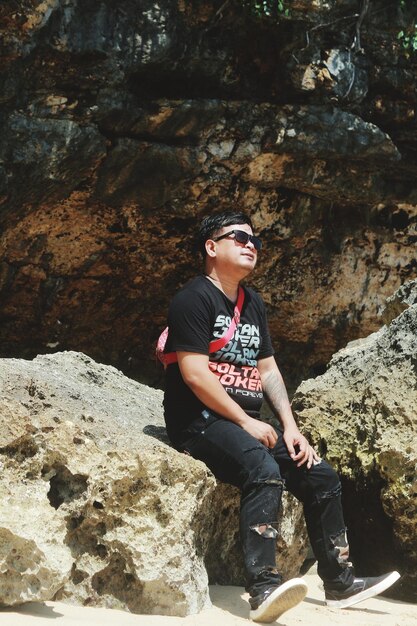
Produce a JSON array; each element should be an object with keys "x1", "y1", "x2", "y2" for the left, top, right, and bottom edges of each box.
[
  {"x1": 292, "y1": 281, "x2": 417, "y2": 601},
  {"x1": 0, "y1": 351, "x2": 307, "y2": 614}
]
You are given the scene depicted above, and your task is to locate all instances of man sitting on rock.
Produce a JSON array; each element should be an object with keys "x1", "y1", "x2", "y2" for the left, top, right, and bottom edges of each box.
[{"x1": 162, "y1": 211, "x2": 400, "y2": 622}]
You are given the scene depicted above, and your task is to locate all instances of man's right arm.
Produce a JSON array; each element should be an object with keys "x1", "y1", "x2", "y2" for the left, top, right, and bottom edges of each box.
[{"x1": 177, "y1": 351, "x2": 278, "y2": 448}]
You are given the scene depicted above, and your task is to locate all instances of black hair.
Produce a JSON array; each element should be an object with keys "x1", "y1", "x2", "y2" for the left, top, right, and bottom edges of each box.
[{"x1": 197, "y1": 211, "x2": 253, "y2": 258}]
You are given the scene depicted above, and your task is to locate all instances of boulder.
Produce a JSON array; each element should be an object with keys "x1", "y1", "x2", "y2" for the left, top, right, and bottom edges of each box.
[
  {"x1": 292, "y1": 281, "x2": 417, "y2": 601},
  {"x1": 0, "y1": 351, "x2": 307, "y2": 614}
]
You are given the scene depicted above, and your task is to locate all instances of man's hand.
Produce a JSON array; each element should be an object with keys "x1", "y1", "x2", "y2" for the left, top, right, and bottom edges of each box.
[
  {"x1": 283, "y1": 427, "x2": 321, "y2": 469},
  {"x1": 241, "y1": 416, "x2": 278, "y2": 448},
  {"x1": 258, "y1": 357, "x2": 321, "y2": 468}
]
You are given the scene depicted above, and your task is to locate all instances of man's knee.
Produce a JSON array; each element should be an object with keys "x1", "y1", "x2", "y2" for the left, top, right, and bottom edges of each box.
[
  {"x1": 308, "y1": 460, "x2": 342, "y2": 505},
  {"x1": 286, "y1": 459, "x2": 342, "y2": 506}
]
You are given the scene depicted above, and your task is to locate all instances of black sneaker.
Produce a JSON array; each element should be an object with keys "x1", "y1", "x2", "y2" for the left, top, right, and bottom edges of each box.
[
  {"x1": 325, "y1": 571, "x2": 400, "y2": 609},
  {"x1": 249, "y1": 578, "x2": 308, "y2": 623}
]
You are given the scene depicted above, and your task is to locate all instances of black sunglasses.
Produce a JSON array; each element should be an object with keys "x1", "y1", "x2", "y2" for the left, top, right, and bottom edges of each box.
[{"x1": 212, "y1": 229, "x2": 262, "y2": 251}]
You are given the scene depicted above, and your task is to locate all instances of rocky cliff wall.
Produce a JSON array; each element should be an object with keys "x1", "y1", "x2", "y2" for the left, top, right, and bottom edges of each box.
[{"x1": 0, "y1": 0, "x2": 417, "y2": 388}]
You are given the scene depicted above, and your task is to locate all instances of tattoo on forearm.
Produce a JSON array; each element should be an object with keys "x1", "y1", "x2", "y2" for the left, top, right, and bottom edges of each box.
[{"x1": 262, "y1": 371, "x2": 290, "y2": 416}]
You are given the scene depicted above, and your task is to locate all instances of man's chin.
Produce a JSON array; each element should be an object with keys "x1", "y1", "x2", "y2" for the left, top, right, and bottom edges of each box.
[{"x1": 239, "y1": 260, "x2": 256, "y2": 275}]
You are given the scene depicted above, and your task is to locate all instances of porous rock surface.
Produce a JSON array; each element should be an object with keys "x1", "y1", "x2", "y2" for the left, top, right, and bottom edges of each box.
[
  {"x1": 293, "y1": 281, "x2": 417, "y2": 601},
  {"x1": 0, "y1": 351, "x2": 307, "y2": 614}
]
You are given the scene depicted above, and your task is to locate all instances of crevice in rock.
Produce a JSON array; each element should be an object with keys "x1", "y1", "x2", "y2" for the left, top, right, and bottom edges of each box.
[
  {"x1": 70, "y1": 563, "x2": 89, "y2": 586},
  {"x1": 65, "y1": 513, "x2": 108, "y2": 559},
  {"x1": 44, "y1": 463, "x2": 88, "y2": 509},
  {"x1": 340, "y1": 470, "x2": 409, "y2": 600},
  {"x1": 90, "y1": 552, "x2": 144, "y2": 612}
]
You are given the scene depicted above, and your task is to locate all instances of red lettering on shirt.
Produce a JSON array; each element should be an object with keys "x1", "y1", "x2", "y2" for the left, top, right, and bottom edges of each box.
[{"x1": 209, "y1": 361, "x2": 263, "y2": 393}]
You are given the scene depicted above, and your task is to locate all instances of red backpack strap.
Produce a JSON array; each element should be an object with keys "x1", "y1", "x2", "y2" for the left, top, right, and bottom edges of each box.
[
  {"x1": 159, "y1": 285, "x2": 245, "y2": 367},
  {"x1": 161, "y1": 351, "x2": 178, "y2": 367},
  {"x1": 209, "y1": 285, "x2": 244, "y2": 353}
]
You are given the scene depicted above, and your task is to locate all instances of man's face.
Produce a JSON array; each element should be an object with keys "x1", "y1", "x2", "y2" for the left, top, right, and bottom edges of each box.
[{"x1": 207, "y1": 223, "x2": 259, "y2": 276}]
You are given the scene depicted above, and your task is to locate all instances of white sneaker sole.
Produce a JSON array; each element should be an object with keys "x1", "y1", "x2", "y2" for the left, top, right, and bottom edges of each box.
[
  {"x1": 250, "y1": 578, "x2": 308, "y2": 623},
  {"x1": 326, "y1": 571, "x2": 401, "y2": 609}
]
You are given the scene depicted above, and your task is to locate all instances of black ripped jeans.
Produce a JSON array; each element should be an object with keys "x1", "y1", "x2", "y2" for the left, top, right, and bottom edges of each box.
[{"x1": 180, "y1": 412, "x2": 355, "y2": 597}]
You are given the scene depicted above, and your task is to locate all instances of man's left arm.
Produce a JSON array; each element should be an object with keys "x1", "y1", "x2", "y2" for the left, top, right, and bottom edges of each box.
[{"x1": 258, "y1": 356, "x2": 320, "y2": 469}]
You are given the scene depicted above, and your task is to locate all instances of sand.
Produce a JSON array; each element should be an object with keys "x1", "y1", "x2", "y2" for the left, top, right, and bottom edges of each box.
[{"x1": 1, "y1": 565, "x2": 416, "y2": 626}]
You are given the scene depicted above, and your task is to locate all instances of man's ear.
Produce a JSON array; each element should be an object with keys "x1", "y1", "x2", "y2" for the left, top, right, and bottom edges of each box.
[{"x1": 205, "y1": 239, "x2": 217, "y2": 258}]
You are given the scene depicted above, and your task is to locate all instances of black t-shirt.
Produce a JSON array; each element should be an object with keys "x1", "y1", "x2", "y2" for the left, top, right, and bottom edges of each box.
[{"x1": 163, "y1": 275, "x2": 274, "y2": 446}]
